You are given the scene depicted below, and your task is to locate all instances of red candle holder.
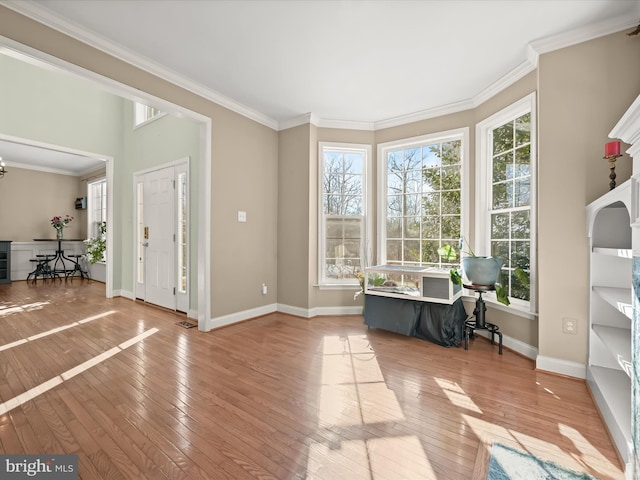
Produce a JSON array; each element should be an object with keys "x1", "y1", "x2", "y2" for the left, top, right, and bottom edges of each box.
[{"x1": 604, "y1": 141, "x2": 622, "y2": 190}]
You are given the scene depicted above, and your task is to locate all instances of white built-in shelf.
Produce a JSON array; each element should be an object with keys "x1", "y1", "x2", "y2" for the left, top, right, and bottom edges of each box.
[
  {"x1": 592, "y1": 324, "x2": 632, "y2": 377},
  {"x1": 588, "y1": 366, "x2": 632, "y2": 449},
  {"x1": 592, "y1": 247, "x2": 632, "y2": 258},
  {"x1": 592, "y1": 286, "x2": 633, "y2": 320}
]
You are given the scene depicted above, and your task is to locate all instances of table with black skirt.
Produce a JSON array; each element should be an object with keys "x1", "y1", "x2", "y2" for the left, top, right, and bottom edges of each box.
[{"x1": 364, "y1": 293, "x2": 467, "y2": 347}]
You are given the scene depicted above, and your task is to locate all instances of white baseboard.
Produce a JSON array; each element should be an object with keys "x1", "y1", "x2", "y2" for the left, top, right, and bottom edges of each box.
[
  {"x1": 536, "y1": 355, "x2": 586, "y2": 379},
  {"x1": 206, "y1": 303, "x2": 278, "y2": 331},
  {"x1": 472, "y1": 330, "x2": 538, "y2": 359},
  {"x1": 277, "y1": 303, "x2": 312, "y2": 318},
  {"x1": 112, "y1": 289, "x2": 135, "y2": 300},
  {"x1": 187, "y1": 309, "x2": 198, "y2": 320},
  {"x1": 276, "y1": 303, "x2": 363, "y2": 318}
]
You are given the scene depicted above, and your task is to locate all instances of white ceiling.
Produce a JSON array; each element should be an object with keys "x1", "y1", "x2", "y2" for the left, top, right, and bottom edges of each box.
[
  {"x1": 0, "y1": 139, "x2": 105, "y2": 176},
  {"x1": 4, "y1": 0, "x2": 640, "y2": 131}
]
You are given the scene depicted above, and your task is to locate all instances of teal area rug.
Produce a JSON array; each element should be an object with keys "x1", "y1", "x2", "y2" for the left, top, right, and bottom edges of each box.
[{"x1": 487, "y1": 443, "x2": 600, "y2": 480}]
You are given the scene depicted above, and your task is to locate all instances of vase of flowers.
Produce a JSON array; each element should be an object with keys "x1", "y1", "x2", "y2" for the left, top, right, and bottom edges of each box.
[{"x1": 51, "y1": 214, "x2": 73, "y2": 240}]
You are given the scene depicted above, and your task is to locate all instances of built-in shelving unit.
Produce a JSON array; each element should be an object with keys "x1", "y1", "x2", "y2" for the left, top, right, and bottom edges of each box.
[{"x1": 586, "y1": 182, "x2": 632, "y2": 468}]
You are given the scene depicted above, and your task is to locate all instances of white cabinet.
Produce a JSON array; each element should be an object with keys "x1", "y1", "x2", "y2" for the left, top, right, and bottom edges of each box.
[{"x1": 586, "y1": 180, "x2": 632, "y2": 468}]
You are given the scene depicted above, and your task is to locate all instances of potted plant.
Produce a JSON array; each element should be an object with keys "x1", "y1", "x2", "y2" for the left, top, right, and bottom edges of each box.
[
  {"x1": 438, "y1": 239, "x2": 528, "y2": 306},
  {"x1": 84, "y1": 221, "x2": 106, "y2": 264}
]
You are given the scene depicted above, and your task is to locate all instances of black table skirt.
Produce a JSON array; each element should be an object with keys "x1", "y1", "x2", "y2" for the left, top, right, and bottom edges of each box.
[{"x1": 364, "y1": 294, "x2": 467, "y2": 347}]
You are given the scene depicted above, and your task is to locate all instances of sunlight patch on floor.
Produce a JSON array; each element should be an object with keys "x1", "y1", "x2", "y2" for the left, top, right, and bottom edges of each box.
[
  {"x1": 0, "y1": 301, "x2": 50, "y2": 316},
  {"x1": 434, "y1": 377, "x2": 483, "y2": 414},
  {"x1": 558, "y1": 423, "x2": 623, "y2": 478},
  {"x1": 306, "y1": 435, "x2": 435, "y2": 480},
  {"x1": 0, "y1": 327, "x2": 159, "y2": 417},
  {"x1": 0, "y1": 310, "x2": 116, "y2": 352},
  {"x1": 462, "y1": 413, "x2": 623, "y2": 479}
]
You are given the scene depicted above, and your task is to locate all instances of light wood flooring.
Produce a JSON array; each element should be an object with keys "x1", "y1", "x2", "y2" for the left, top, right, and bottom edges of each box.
[{"x1": 0, "y1": 280, "x2": 625, "y2": 479}]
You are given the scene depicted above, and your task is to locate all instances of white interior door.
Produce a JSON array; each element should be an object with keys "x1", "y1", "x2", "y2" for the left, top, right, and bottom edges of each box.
[{"x1": 141, "y1": 166, "x2": 176, "y2": 310}]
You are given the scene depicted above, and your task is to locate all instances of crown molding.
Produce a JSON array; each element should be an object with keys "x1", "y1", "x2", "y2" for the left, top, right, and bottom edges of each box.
[
  {"x1": 317, "y1": 118, "x2": 375, "y2": 131},
  {"x1": 530, "y1": 13, "x2": 639, "y2": 56},
  {"x1": 1, "y1": 0, "x2": 279, "y2": 131},
  {"x1": 278, "y1": 113, "x2": 321, "y2": 131}
]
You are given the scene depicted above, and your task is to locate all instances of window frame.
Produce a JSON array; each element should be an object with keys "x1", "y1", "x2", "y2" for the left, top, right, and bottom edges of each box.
[
  {"x1": 133, "y1": 102, "x2": 166, "y2": 128},
  {"x1": 376, "y1": 128, "x2": 470, "y2": 268},
  {"x1": 317, "y1": 142, "x2": 372, "y2": 288},
  {"x1": 476, "y1": 92, "x2": 537, "y2": 314},
  {"x1": 87, "y1": 177, "x2": 107, "y2": 248}
]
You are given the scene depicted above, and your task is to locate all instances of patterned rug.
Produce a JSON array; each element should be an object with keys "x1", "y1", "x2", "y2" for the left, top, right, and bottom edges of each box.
[{"x1": 487, "y1": 443, "x2": 600, "y2": 480}]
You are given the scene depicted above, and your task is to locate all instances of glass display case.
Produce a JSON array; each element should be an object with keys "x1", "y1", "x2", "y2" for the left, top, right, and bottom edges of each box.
[{"x1": 364, "y1": 264, "x2": 461, "y2": 304}]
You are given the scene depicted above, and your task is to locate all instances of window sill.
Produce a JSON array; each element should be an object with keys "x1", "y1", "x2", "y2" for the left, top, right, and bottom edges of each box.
[
  {"x1": 461, "y1": 294, "x2": 537, "y2": 320},
  {"x1": 316, "y1": 283, "x2": 360, "y2": 291}
]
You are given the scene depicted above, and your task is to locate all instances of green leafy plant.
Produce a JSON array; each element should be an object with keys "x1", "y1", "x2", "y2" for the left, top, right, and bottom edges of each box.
[
  {"x1": 437, "y1": 240, "x2": 529, "y2": 307},
  {"x1": 354, "y1": 271, "x2": 387, "y2": 300},
  {"x1": 84, "y1": 221, "x2": 106, "y2": 264}
]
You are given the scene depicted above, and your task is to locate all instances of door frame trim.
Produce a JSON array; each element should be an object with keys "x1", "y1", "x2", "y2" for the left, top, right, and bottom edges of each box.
[
  {"x1": 133, "y1": 158, "x2": 189, "y2": 311},
  {"x1": 1, "y1": 36, "x2": 212, "y2": 331}
]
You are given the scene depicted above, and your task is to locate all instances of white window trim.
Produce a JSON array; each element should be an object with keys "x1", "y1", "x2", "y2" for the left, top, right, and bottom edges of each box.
[
  {"x1": 376, "y1": 127, "x2": 470, "y2": 266},
  {"x1": 475, "y1": 92, "x2": 537, "y2": 316},
  {"x1": 317, "y1": 141, "x2": 372, "y2": 287}
]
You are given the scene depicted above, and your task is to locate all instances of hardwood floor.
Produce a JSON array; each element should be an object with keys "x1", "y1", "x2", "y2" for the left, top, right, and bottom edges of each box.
[{"x1": 0, "y1": 280, "x2": 624, "y2": 479}]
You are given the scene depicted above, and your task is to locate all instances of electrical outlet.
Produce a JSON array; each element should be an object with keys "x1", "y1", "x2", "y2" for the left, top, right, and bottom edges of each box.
[
  {"x1": 262, "y1": 283, "x2": 267, "y2": 295},
  {"x1": 563, "y1": 317, "x2": 577, "y2": 335}
]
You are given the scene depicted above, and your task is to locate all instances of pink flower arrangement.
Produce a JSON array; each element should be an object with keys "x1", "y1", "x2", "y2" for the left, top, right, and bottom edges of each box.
[{"x1": 51, "y1": 215, "x2": 74, "y2": 230}]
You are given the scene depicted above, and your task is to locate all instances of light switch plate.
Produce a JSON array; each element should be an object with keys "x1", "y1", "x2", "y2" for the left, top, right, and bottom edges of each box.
[{"x1": 237, "y1": 210, "x2": 247, "y2": 222}]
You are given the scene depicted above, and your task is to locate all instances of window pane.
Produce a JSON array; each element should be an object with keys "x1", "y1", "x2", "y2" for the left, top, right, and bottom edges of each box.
[
  {"x1": 405, "y1": 217, "x2": 421, "y2": 238},
  {"x1": 512, "y1": 211, "x2": 530, "y2": 239},
  {"x1": 421, "y1": 240, "x2": 440, "y2": 263},
  {"x1": 441, "y1": 190, "x2": 461, "y2": 215},
  {"x1": 441, "y1": 216, "x2": 460, "y2": 240},
  {"x1": 515, "y1": 113, "x2": 530, "y2": 146},
  {"x1": 404, "y1": 148, "x2": 421, "y2": 169},
  {"x1": 422, "y1": 167, "x2": 441, "y2": 191},
  {"x1": 422, "y1": 216, "x2": 440, "y2": 239},
  {"x1": 493, "y1": 152, "x2": 511, "y2": 182},
  {"x1": 491, "y1": 241, "x2": 510, "y2": 266},
  {"x1": 344, "y1": 218, "x2": 361, "y2": 238},
  {"x1": 423, "y1": 192, "x2": 440, "y2": 215},
  {"x1": 404, "y1": 194, "x2": 421, "y2": 216},
  {"x1": 493, "y1": 123, "x2": 513, "y2": 154},
  {"x1": 405, "y1": 169, "x2": 422, "y2": 194},
  {"x1": 492, "y1": 182, "x2": 510, "y2": 209},
  {"x1": 511, "y1": 270, "x2": 530, "y2": 301},
  {"x1": 515, "y1": 145, "x2": 531, "y2": 177},
  {"x1": 404, "y1": 240, "x2": 421, "y2": 263},
  {"x1": 387, "y1": 195, "x2": 403, "y2": 216},
  {"x1": 441, "y1": 141, "x2": 461, "y2": 166},
  {"x1": 512, "y1": 241, "x2": 530, "y2": 270},
  {"x1": 387, "y1": 218, "x2": 402, "y2": 238},
  {"x1": 491, "y1": 213, "x2": 509, "y2": 239},
  {"x1": 441, "y1": 166, "x2": 461, "y2": 190},
  {"x1": 422, "y1": 145, "x2": 441, "y2": 167},
  {"x1": 515, "y1": 178, "x2": 530, "y2": 207},
  {"x1": 386, "y1": 240, "x2": 402, "y2": 262}
]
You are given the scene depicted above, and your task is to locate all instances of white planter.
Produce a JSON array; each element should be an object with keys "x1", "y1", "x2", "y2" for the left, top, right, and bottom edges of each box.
[{"x1": 89, "y1": 262, "x2": 106, "y2": 283}]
